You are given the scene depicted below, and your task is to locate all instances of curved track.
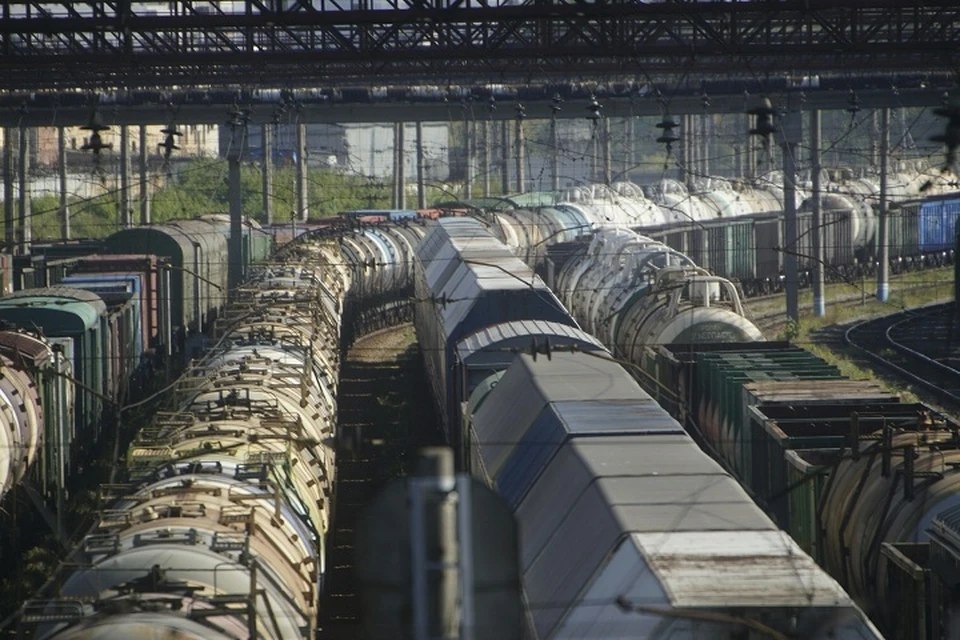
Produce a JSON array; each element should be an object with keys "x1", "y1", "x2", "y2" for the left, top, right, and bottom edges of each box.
[{"x1": 845, "y1": 302, "x2": 960, "y2": 409}]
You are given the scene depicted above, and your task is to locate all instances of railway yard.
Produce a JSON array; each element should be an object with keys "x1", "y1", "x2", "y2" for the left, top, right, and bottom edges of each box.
[
  {"x1": 5, "y1": 2, "x2": 960, "y2": 637},
  {"x1": 0, "y1": 187, "x2": 959, "y2": 638}
]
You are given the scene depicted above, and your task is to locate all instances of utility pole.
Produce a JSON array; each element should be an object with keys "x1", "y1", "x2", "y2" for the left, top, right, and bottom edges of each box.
[
  {"x1": 602, "y1": 117, "x2": 612, "y2": 184},
  {"x1": 410, "y1": 449, "x2": 459, "y2": 640},
  {"x1": 296, "y1": 120, "x2": 308, "y2": 221},
  {"x1": 356, "y1": 447, "x2": 522, "y2": 640},
  {"x1": 514, "y1": 107, "x2": 525, "y2": 193},
  {"x1": 397, "y1": 123, "x2": 406, "y2": 209},
  {"x1": 811, "y1": 110, "x2": 826, "y2": 317},
  {"x1": 550, "y1": 95, "x2": 561, "y2": 192},
  {"x1": 17, "y1": 125, "x2": 30, "y2": 255},
  {"x1": 139, "y1": 125, "x2": 150, "y2": 225},
  {"x1": 262, "y1": 123, "x2": 273, "y2": 225},
  {"x1": 228, "y1": 116, "x2": 244, "y2": 294},
  {"x1": 58, "y1": 127, "x2": 70, "y2": 239},
  {"x1": 464, "y1": 119, "x2": 473, "y2": 200},
  {"x1": 119, "y1": 125, "x2": 131, "y2": 228},
  {"x1": 500, "y1": 121, "x2": 509, "y2": 195},
  {"x1": 3, "y1": 128, "x2": 13, "y2": 252},
  {"x1": 481, "y1": 120, "x2": 491, "y2": 198},
  {"x1": 781, "y1": 108, "x2": 802, "y2": 324},
  {"x1": 877, "y1": 108, "x2": 890, "y2": 302},
  {"x1": 416, "y1": 121, "x2": 426, "y2": 209}
]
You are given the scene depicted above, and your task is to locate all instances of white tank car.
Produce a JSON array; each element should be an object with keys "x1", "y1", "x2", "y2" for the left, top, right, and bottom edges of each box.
[{"x1": 612, "y1": 266, "x2": 763, "y2": 367}]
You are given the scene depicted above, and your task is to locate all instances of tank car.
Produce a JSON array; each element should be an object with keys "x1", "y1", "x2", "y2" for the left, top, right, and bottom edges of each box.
[
  {"x1": 0, "y1": 330, "x2": 70, "y2": 503},
  {"x1": 818, "y1": 423, "x2": 960, "y2": 632},
  {"x1": 552, "y1": 227, "x2": 763, "y2": 367},
  {"x1": 26, "y1": 235, "x2": 348, "y2": 640}
]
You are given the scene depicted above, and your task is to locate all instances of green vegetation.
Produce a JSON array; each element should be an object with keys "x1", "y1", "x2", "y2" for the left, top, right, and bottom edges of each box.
[
  {"x1": 0, "y1": 160, "x2": 411, "y2": 242},
  {"x1": 152, "y1": 160, "x2": 395, "y2": 222}
]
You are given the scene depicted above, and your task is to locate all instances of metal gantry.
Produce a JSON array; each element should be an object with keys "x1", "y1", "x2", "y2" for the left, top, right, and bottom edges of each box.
[{"x1": 0, "y1": 1, "x2": 958, "y2": 91}]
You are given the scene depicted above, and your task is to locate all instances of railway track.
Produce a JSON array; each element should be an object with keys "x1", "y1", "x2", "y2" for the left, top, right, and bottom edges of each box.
[
  {"x1": 746, "y1": 280, "x2": 953, "y2": 333},
  {"x1": 320, "y1": 324, "x2": 440, "y2": 640},
  {"x1": 844, "y1": 302, "x2": 960, "y2": 410}
]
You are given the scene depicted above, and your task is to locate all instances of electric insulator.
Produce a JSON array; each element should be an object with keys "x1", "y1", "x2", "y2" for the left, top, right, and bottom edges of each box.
[
  {"x1": 747, "y1": 97, "x2": 777, "y2": 140},
  {"x1": 80, "y1": 108, "x2": 112, "y2": 155},
  {"x1": 488, "y1": 96, "x2": 496, "y2": 114},
  {"x1": 586, "y1": 95, "x2": 602, "y2": 123},
  {"x1": 655, "y1": 114, "x2": 680, "y2": 145},
  {"x1": 931, "y1": 98, "x2": 960, "y2": 168},
  {"x1": 158, "y1": 124, "x2": 183, "y2": 160},
  {"x1": 551, "y1": 93, "x2": 563, "y2": 115},
  {"x1": 515, "y1": 103, "x2": 526, "y2": 121},
  {"x1": 846, "y1": 90, "x2": 861, "y2": 117},
  {"x1": 227, "y1": 104, "x2": 250, "y2": 128}
]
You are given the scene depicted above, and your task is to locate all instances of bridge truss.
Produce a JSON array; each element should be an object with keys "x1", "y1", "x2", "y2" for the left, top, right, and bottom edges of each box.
[{"x1": 1, "y1": 0, "x2": 958, "y2": 93}]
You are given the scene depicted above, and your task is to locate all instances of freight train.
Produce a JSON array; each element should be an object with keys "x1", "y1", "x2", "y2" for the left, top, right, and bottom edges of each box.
[
  {"x1": 0, "y1": 218, "x2": 274, "y2": 509},
  {"x1": 480, "y1": 193, "x2": 960, "y2": 637},
  {"x1": 10, "y1": 214, "x2": 432, "y2": 638},
  {"x1": 413, "y1": 217, "x2": 883, "y2": 639},
  {"x1": 464, "y1": 167, "x2": 959, "y2": 295}
]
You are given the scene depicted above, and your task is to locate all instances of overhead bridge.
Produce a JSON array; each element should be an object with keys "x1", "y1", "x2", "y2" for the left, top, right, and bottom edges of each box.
[{"x1": 0, "y1": 0, "x2": 958, "y2": 91}]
